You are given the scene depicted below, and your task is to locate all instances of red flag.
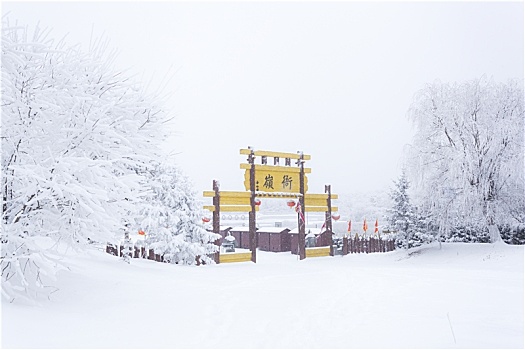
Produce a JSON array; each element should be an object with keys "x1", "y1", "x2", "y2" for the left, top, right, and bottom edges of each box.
[
  {"x1": 295, "y1": 200, "x2": 305, "y2": 223},
  {"x1": 363, "y1": 219, "x2": 368, "y2": 232},
  {"x1": 319, "y1": 221, "x2": 326, "y2": 234},
  {"x1": 374, "y1": 219, "x2": 379, "y2": 234},
  {"x1": 347, "y1": 220, "x2": 352, "y2": 233}
]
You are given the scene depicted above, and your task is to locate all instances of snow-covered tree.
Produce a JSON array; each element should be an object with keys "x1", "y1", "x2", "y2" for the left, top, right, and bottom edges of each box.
[
  {"x1": 388, "y1": 170, "x2": 433, "y2": 249},
  {"x1": 138, "y1": 163, "x2": 219, "y2": 265},
  {"x1": 406, "y1": 77, "x2": 524, "y2": 243},
  {"x1": 1, "y1": 20, "x2": 169, "y2": 301}
]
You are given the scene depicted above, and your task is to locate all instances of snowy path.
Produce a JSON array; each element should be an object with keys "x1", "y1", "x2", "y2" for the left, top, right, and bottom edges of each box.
[{"x1": 2, "y1": 243, "x2": 523, "y2": 348}]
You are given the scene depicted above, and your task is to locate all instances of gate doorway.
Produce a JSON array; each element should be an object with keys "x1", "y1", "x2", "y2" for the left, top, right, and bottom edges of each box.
[{"x1": 203, "y1": 147, "x2": 338, "y2": 263}]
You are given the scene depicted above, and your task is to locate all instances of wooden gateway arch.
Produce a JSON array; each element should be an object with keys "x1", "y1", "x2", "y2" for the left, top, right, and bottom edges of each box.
[{"x1": 203, "y1": 147, "x2": 338, "y2": 263}]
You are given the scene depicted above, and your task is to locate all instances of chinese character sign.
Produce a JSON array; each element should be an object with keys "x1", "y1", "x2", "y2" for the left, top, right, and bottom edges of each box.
[
  {"x1": 244, "y1": 170, "x2": 308, "y2": 193},
  {"x1": 263, "y1": 174, "x2": 274, "y2": 190}
]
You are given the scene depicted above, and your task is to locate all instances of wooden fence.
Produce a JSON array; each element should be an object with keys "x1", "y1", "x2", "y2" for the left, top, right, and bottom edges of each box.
[
  {"x1": 341, "y1": 236, "x2": 396, "y2": 254},
  {"x1": 106, "y1": 244, "x2": 165, "y2": 261},
  {"x1": 105, "y1": 244, "x2": 214, "y2": 265},
  {"x1": 106, "y1": 236, "x2": 396, "y2": 264}
]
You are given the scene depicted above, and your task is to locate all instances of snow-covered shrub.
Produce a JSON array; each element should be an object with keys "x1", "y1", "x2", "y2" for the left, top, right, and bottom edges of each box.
[
  {"x1": 500, "y1": 224, "x2": 525, "y2": 245},
  {"x1": 398, "y1": 230, "x2": 435, "y2": 249},
  {"x1": 139, "y1": 163, "x2": 219, "y2": 265},
  {"x1": 440, "y1": 225, "x2": 490, "y2": 243}
]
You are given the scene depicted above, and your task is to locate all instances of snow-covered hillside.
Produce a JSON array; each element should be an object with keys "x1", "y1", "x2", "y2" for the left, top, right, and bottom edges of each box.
[{"x1": 2, "y1": 242, "x2": 523, "y2": 348}]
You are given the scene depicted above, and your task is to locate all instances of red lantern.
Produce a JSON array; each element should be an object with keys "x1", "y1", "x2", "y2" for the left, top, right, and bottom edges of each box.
[
  {"x1": 254, "y1": 199, "x2": 261, "y2": 206},
  {"x1": 202, "y1": 217, "x2": 211, "y2": 223},
  {"x1": 138, "y1": 230, "x2": 146, "y2": 236},
  {"x1": 332, "y1": 214, "x2": 340, "y2": 221},
  {"x1": 287, "y1": 200, "x2": 296, "y2": 208}
]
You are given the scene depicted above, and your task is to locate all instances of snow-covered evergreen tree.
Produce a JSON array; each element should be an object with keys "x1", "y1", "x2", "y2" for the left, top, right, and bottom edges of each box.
[
  {"x1": 138, "y1": 163, "x2": 219, "y2": 265},
  {"x1": 388, "y1": 170, "x2": 433, "y2": 249}
]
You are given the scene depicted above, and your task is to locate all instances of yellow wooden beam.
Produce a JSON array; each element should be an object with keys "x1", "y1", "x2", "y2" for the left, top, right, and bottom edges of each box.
[
  {"x1": 220, "y1": 197, "x2": 250, "y2": 205},
  {"x1": 304, "y1": 193, "x2": 339, "y2": 200},
  {"x1": 255, "y1": 192, "x2": 302, "y2": 198},
  {"x1": 305, "y1": 246, "x2": 330, "y2": 258},
  {"x1": 304, "y1": 198, "x2": 331, "y2": 207},
  {"x1": 203, "y1": 205, "x2": 259, "y2": 212},
  {"x1": 219, "y1": 252, "x2": 252, "y2": 263},
  {"x1": 203, "y1": 191, "x2": 251, "y2": 198},
  {"x1": 220, "y1": 191, "x2": 251, "y2": 198},
  {"x1": 204, "y1": 191, "x2": 338, "y2": 201},
  {"x1": 240, "y1": 149, "x2": 311, "y2": 160},
  {"x1": 304, "y1": 206, "x2": 338, "y2": 212},
  {"x1": 239, "y1": 163, "x2": 312, "y2": 173}
]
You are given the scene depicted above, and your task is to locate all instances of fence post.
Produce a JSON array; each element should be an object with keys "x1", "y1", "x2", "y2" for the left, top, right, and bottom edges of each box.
[
  {"x1": 342, "y1": 236, "x2": 348, "y2": 255},
  {"x1": 214, "y1": 235, "x2": 221, "y2": 264},
  {"x1": 106, "y1": 244, "x2": 117, "y2": 256}
]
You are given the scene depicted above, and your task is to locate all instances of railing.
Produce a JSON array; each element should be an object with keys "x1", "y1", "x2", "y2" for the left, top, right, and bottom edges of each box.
[
  {"x1": 105, "y1": 244, "x2": 213, "y2": 265},
  {"x1": 105, "y1": 236, "x2": 396, "y2": 265},
  {"x1": 343, "y1": 237, "x2": 396, "y2": 254}
]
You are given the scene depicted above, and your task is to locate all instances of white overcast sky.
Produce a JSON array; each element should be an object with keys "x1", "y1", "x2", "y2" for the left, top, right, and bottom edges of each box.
[{"x1": 3, "y1": 1, "x2": 524, "y2": 195}]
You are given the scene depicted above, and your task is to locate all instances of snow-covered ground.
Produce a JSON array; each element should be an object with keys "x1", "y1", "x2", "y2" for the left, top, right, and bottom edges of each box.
[{"x1": 2, "y1": 242, "x2": 523, "y2": 349}]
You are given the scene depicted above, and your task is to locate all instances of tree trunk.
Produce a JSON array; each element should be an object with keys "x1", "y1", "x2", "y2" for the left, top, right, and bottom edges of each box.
[
  {"x1": 488, "y1": 224, "x2": 502, "y2": 244},
  {"x1": 484, "y1": 201, "x2": 502, "y2": 243}
]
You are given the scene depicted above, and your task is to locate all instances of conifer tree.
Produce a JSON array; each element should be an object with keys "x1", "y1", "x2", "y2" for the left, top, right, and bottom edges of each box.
[
  {"x1": 139, "y1": 163, "x2": 219, "y2": 265},
  {"x1": 389, "y1": 170, "x2": 433, "y2": 249}
]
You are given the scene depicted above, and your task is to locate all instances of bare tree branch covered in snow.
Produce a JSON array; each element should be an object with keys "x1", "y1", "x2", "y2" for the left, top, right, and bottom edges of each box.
[
  {"x1": 406, "y1": 77, "x2": 524, "y2": 243},
  {"x1": 1, "y1": 20, "x2": 215, "y2": 302}
]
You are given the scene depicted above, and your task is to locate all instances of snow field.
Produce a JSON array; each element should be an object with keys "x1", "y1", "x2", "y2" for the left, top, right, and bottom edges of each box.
[{"x1": 2, "y1": 242, "x2": 523, "y2": 349}]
